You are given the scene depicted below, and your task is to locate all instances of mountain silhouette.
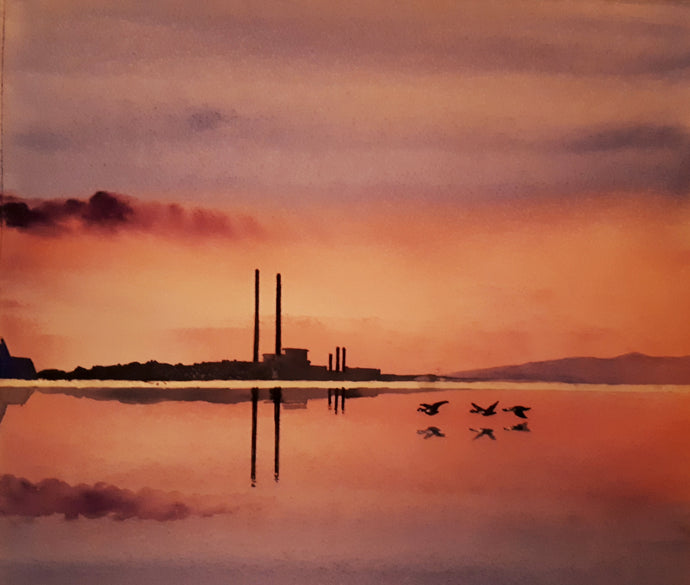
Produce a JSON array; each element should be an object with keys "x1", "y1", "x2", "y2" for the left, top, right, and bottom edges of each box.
[{"x1": 452, "y1": 353, "x2": 690, "y2": 385}]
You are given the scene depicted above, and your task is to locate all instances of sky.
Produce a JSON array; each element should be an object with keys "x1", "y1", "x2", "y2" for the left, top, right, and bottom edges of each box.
[{"x1": 1, "y1": 0, "x2": 690, "y2": 373}]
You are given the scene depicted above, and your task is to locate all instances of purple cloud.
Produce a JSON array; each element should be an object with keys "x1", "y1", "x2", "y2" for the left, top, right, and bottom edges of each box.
[{"x1": 1, "y1": 191, "x2": 264, "y2": 239}]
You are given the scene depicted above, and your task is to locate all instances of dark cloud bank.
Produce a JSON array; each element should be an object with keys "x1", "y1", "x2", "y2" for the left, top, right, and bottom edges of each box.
[
  {"x1": 1, "y1": 191, "x2": 263, "y2": 239},
  {"x1": 0, "y1": 474, "x2": 230, "y2": 521},
  {"x1": 567, "y1": 124, "x2": 689, "y2": 153},
  {"x1": 561, "y1": 123, "x2": 690, "y2": 197}
]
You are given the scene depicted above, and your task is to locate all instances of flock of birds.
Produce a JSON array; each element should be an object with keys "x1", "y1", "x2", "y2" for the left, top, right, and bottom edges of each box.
[{"x1": 416, "y1": 399, "x2": 531, "y2": 440}]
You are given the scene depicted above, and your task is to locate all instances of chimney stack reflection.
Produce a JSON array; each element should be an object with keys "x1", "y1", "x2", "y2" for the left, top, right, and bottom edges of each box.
[
  {"x1": 249, "y1": 387, "x2": 283, "y2": 486},
  {"x1": 250, "y1": 387, "x2": 258, "y2": 487},
  {"x1": 271, "y1": 387, "x2": 282, "y2": 483},
  {"x1": 331, "y1": 387, "x2": 346, "y2": 414}
]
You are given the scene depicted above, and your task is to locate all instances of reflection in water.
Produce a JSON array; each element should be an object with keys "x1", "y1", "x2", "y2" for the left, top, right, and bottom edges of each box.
[
  {"x1": 416, "y1": 400, "x2": 448, "y2": 415},
  {"x1": 3, "y1": 384, "x2": 380, "y2": 490},
  {"x1": 504, "y1": 422, "x2": 530, "y2": 432},
  {"x1": 36, "y1": 385, "x2": 255, "y2": 405},
  {"x1": 271, "y1": 387, "x2": 282, "y2": 483},
  {"x1": 251, "y1": 388, "x2": 258, "y2": 487},
  {"x1": 470, "y1": 427, "x2": 496, "y2": 440},
  {"x1": 417, "y1": 426, "x2": 445, "y2": 439},
  {"x1": 0, "y1": 474, "x2": 230, "y2": 520},
  {"x1": 328, "y1": 387, "x2": 347, "y2": 414},
  {"x1": 33, "y1": 384, "x2": 386, "y2": 407},
  {"x1": 0, "y1": 388, "x2": 34, "y2": 426},
  {"x1": 1, "y1": 385, "x2": 690, "y2": 584},
  {"x1": 250, "y1": 387, "x2": 283, "y2": 486}
]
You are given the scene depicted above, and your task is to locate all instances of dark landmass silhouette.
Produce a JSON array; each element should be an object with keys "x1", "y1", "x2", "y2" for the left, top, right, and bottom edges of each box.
[
  {"x1": 0, "y1": 339, "x2": 36, "y2": 380},
  {"x1": 16, "y1": 346, "x2": 690, "y2": 385},
  {"x1": 39, "y1": 360, "x2": 273, "y2": 382},
  {"x1": 452, "y1": 353, "x2": 690, "y2": 385},
  {"x1": 31, "y1": 352, "x2": 690, "y2": 384},
  {"x1": 37, "y1": 359, "x2": 412, "y2": 382}
]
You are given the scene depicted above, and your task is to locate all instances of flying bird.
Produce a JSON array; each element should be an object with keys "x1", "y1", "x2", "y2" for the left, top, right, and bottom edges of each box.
[
  {"x1": 470, "y1": 427, "x2": 496, "y2": 440},
  {"x1": 417, "y1": 400, "x2": 449, "y2": 415},
  {"x1": 502, "y1": 405, "x2": 531, "y2": 418},
  {"x1": 469, "y1": 401, "x2": 499, "y2": 416}
]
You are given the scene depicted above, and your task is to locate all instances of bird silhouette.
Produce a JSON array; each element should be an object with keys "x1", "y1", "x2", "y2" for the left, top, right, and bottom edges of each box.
[
  {"x1": 469, "y1": 400, "x2": 499, "y2": 416},
  {"x1": 470, "y1": 427, "x2": 496, "y2": 440},
  {"x1": 504, "y1": 422, "x2": 530, "y2": 432},
  {"x1": 502, "y1": 405, "x2": 531, "y2": 418},
  {"x1": 417, "y1": 400, "x2": 449, "y2": 415},
  {"x1": 417, "y1": 426, "x2": 446, "y2": 439}
]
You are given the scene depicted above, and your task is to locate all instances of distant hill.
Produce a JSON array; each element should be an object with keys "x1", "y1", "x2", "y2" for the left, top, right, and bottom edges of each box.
[{"x1": 451, "y1": 353, "x2": 690, "y2": 385}]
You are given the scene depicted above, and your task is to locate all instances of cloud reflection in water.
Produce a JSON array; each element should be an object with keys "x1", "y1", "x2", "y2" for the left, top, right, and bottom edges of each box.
[{"x1": 0, "y1": 474, "x2": 231, "y2": 521}]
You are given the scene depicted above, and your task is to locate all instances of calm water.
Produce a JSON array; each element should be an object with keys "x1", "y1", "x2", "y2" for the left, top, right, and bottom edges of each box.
[{"x1": 1, "y1": 382, "x2": 689, "y2": 584}]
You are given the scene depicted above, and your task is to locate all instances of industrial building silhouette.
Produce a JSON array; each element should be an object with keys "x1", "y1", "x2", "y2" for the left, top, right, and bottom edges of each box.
[
  {"x1": 35, "y1": 270, "x2": 386, "y2": 381},
  {"x1": 250, "y1": 270, "x2": 381, "y2": 381}
]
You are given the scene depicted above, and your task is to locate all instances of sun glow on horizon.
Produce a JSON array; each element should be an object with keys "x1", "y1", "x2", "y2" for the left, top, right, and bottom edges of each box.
[{"x1": 2, "y1": 194, "x2": 689, "y2": 374}]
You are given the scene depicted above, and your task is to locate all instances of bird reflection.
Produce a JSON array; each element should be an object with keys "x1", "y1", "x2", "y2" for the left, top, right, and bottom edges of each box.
[
  {"x1": 470, "y1": 401, "x2": 499, "y2": 416},
  {"x1": 417, "y1": 400, "x2": 449, "y2": 415},
  {"x1": 503, "y1": 405, "x2": 531, "y2": 418},
  {"x1": 417, "y1": 426, "x2": 446, "y2": 439},
  {"x1": 470, "y1": 427, "x2": 496, "y2": 440},
  {"x1": 504, "y1": 422, "x2": 530, "y2": 432}
]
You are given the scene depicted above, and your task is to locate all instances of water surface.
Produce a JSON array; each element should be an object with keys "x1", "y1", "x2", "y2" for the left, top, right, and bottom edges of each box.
[{"x1": 1, "y1": 382, "x2": 689, "y2": 584}]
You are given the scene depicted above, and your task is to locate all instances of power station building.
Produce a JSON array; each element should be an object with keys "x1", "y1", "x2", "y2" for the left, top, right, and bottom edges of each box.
[
  {"x1": 253, "y1": 271, "x2": 381, "y2": 381},
  {"x1": 6, "y1": 271, "x2": 383, "y2": 382}
]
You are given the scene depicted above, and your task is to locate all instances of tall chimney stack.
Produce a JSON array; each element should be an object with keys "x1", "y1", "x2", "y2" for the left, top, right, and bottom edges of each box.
[
  {"x1": 275, "y1": 273, "x2": 282, "y2": 356},
  {"x1": 342, "y1": 347, "x2": 347, "y2": 372},
  {"x1": 253, "y1": 269, "x2": 260, "y2": 362},
  {"x1": 335, "y1": 346, "x2": 340, "y2": 372}
]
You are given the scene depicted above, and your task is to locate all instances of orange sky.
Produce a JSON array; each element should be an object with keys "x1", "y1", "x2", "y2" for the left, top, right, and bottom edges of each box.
[
  {"x1": 2, "y1": 1, "x2": 690, "y2": 374},
  {"x1": 3, "y1": 193, "x2": 690, "y2": 373}
]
